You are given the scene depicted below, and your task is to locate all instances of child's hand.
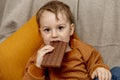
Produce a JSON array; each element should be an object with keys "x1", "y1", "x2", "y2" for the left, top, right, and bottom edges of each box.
[
  {"x1": 91, "y1": 67, "x2": 111, "y2": 80},
  {"x1": 35, "y1": 45, "x2": 54, "y2": 68}
]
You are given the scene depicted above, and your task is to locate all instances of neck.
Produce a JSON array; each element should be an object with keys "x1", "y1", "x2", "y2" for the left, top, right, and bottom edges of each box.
[{"x1": 65, "y1": 43, "x2": 72, "y2": 52}]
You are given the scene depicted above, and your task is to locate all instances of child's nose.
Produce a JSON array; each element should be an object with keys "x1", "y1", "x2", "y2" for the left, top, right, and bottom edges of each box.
[{"x1": 51, "y1": 30, "x2": 58, "y2": 38}]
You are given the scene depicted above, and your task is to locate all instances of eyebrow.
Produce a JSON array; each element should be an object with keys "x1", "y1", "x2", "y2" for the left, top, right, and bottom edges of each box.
[
  {"x1": 40, "y1": 26, "x2": 49, "y2": 29},
  {"x1": 40, "y1": 23, "x2": 66, "y2": 29},
  {"x1": 57, "y1": 24, "x2": 66, "y2": 26}
]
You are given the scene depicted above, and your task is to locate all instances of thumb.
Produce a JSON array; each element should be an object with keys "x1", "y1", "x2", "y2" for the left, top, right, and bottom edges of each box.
[{"x1": 91, "y1": 71, "x2": 97, "y2": 79}]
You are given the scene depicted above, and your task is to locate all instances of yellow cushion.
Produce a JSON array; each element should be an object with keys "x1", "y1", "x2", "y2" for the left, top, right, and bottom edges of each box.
[{"x1": 0, "y1": 16, "x2": 43, "y2": 80}]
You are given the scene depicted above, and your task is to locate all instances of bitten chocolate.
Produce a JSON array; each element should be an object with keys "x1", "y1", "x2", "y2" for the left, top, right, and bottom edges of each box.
[{"x1": 41, "y1": 41, "x2": 67, "y2": 68}]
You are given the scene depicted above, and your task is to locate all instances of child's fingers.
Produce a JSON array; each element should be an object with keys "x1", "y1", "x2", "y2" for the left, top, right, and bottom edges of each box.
[
  {"x1": 108, "y1": 70, "x2": 112, "y2": 80},
  {"x1": 37, "y1": 45, "x2": 54, "y2": 56},
  {"x1": 97, "y1": 68, "x2": 107, "y2": 80},
  {"x1": 37, "y1": 45, "x2": 54, "y2": 62},
  {"x1": 36, "y1": 45, "x2": 54, "y2": 67},
  {"x1": 97, "y1": 68, "x2": 111, "y2": 80},
  {"x1": 91, "y1": 70, "x2": 97, "y2": 79},
  {"x1": 38, "y1": 45, "x2": 54, "y2": 53},
  {"x1": 103, "y1": 70, "x2": 110, "y2": 80},
  {"x1": 102, "y1": 70, "x2": 108, "y2": 80},
  {"x1": 41, "y1": 47, "x2": 54, "y2": 56},
  {"x1": 97, "y1": 69, "x2": 102, "y2": 80},
  {"x1": 102, "y1": 69, "x2": 111, "y2": 80},
  {"x1": 42, "y1": 45, "x2": 54, "y2": 51}
]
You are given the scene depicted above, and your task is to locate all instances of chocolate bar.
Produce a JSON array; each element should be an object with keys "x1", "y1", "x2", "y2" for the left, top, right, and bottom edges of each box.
[{"x1": 41, "y1": 41, "x2": 67, "y2": 68}]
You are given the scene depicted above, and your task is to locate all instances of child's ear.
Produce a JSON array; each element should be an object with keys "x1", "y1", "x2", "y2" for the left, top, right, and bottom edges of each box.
[{"x1": 70, "y1": 23, "x2": 75, "y2": 36}]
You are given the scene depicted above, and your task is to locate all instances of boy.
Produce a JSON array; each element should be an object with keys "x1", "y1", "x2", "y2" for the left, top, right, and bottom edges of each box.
[{"x1": 23, "y1": 1, "x2": 111, "y2": 80}]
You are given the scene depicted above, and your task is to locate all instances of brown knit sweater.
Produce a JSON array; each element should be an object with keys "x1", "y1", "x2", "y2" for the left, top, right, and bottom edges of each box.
[{"x1": 23, "y1": 39, "x2": 109, "y2": 80}]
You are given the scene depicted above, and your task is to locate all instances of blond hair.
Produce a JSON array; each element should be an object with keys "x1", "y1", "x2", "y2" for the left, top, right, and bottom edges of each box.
[{"x1": 36, "y1": 0, "x2": 74, "y2": 26}]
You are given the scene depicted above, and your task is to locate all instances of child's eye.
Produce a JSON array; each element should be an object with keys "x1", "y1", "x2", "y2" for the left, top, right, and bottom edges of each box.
[
  {"x1": 44, "y1": 28, "x2": 51, "y2": 33},
  {"x1": 58, "y1": 26, "x2": 64, "y2": 30}
]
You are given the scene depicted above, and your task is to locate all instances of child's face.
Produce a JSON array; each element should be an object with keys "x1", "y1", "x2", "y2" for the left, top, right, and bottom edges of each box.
[{"x1": 39, "y1": 10, "x2": 74, "y2": 45}]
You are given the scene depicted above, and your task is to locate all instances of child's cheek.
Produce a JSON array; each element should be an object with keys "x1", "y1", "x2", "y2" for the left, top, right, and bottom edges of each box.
[
  {"x1": 43, "y1": 39, "x2": 51, "y2": 45},
  {"x1": 61, "y1": 37, "x2": 70, "y2": 43}
]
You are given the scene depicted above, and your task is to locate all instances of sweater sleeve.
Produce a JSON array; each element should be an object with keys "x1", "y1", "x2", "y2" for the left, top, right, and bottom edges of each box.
[
  {"x1": 23, "y1": 64, "x2": 45, "y2": 80},
  {"x1": 70, "y1": 39, "x2": 110, "y2": 77},
  {"x1": 23, "y1": 50, "x2": 46, "y2": 80},
  {"x1": 86, "y1": 49, "x2": 110, "y2": 76}
]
